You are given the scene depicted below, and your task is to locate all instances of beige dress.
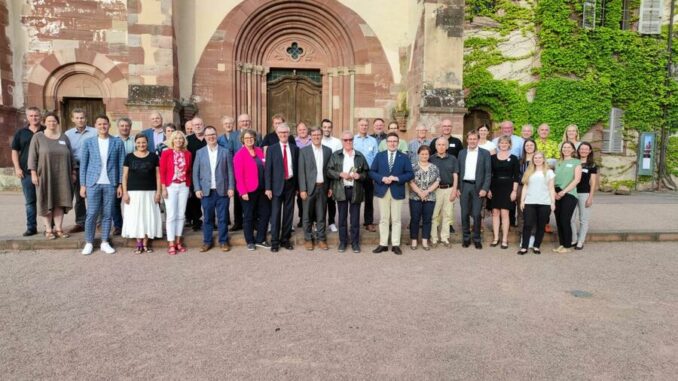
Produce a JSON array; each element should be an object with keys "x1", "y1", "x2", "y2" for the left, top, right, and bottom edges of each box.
[{"x1": 27, "y1": 132, "x2": 74, "y2": 216}]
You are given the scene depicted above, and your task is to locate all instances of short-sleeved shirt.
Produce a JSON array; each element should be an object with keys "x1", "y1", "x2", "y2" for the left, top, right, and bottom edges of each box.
[
  {"x1": 555, "y1": 158, "x2": 581, "y2": 196},
  {"x1": 577, "y1": 163, "x2": 597, "y2": 194},
  {"x1": 64, "y1": 126, "x2": 96, "y2": 164},
  {"x1": 408, "y1": 138, "x2": 431, "y2": 163},
  {"x1": 124, "y1": 152, "x2": 159, "y2": 191},
  {"x1": 410, "y1": 163, "x2": 440, "y2": 202},
  {"x1": 524, "y1": 169, "x2": 556, "y2": 205},
  {"x1": 353, "y1": 134, "x2": 379, "y2": 166},
  {"x1": 429, "y1": 136, "x2": 464, "y2": 158},
  {"x1": 429, "y1": 153, "x2": 459, "y2": 186},
  {"x1": 11, "y1": 125, "x2": 45, "y2": 172}
]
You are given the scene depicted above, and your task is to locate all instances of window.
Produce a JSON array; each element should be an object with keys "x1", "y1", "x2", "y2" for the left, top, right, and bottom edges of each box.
[
  {"x1": 638, "y1": 0, "x2": 664, "y2": 35},
  {"x1": 603, "y1": 107, "x2": 624, "y2": 153}
]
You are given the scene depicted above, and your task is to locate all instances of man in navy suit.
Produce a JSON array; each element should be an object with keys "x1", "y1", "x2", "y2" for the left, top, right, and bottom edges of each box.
[
  {"x1": 193, "y1": 126, "x2": 235, "y2": 252},
  {"x1": 369, "y1": 132, "x2": 414, "y2": 255},
  {"x1": 457, "y1": 130, "x2": 492, "y2": 249},
  {"x1": 265, "y1": 123, "x2": 300, "y2": 252}
]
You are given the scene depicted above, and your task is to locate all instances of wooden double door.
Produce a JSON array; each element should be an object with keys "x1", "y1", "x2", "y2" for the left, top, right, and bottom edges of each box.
[
  {"x1": 61, "y1": 97, "x2": 105, "y2": 128},
  {"x1": 267, "y1": 69, "x2": 322, "y2": 133}
]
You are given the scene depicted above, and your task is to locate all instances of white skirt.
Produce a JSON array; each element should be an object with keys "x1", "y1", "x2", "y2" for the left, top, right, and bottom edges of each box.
[{"x1": 122, "y1": 191, "x2": 163, "y2": 239}]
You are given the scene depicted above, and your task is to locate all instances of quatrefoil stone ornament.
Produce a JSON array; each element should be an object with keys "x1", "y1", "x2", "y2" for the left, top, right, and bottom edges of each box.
[{"x1": 286, "y1": 42, "x2": 304, "y2": 60}]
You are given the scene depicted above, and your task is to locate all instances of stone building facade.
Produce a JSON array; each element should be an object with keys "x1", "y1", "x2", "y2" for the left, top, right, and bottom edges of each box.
[{"x1": 0, "y1": 0, "x2": 466, "y2": 169}]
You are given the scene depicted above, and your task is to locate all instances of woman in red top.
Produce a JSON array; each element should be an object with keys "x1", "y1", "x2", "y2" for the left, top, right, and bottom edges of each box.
[{"x1": 159, "y1": 130, "x2": 192, "y2": 254}]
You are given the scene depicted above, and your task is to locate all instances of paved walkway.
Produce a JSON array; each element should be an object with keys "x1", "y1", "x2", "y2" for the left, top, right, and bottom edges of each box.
[{"x1": 1, "y1": 191, "x2": 677, "y2": 251}]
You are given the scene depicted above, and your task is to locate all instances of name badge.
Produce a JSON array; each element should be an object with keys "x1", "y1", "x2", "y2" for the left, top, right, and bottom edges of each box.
[
  {"x1": 507, "y1": 158, "x2": 511, "y2": 162},
  {"x1": 566, "y1": 164, "x2": 573, "y2": 168},
  {"x1": 582, "y1": 168, "x2": 589, "y2": 173},
  {"x1": 450, "y1": 144, "x2": 456, "y2": 147},
  {"x1": 58, "y1": 140, "x2": 66, "y2": 145}
]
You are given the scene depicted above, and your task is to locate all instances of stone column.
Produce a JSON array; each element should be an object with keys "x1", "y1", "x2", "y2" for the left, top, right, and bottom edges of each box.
[{"x1": 417, "y1": 0, "x2": 466, "y2": 136}]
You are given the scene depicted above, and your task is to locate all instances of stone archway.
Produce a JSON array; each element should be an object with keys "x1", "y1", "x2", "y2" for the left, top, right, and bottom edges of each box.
[{"x1": 193, "y1": 0, "x2": 394, "y2": 135}]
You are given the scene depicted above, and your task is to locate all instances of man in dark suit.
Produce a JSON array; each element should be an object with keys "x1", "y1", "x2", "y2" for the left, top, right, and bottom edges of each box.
[
  {"x1": 369, "y1": 132, "x2": 414, "y2": 255},
  {"x1": 457, "y1": 130, "x2": 492, "y2": 249},
  {"x1": 265, "y1": 123, "x2": 300, "y2": 252},
  {"x1": 298, "y1": 127, "x2": 332, "y2": 251},
  {"x1": 193, "y1": 126, "x2": 235, "y2": 252}
]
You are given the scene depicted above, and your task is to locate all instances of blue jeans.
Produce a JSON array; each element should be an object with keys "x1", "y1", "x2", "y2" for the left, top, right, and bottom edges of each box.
[
  {"x1": 200, "y1": 190, "x2": 229, "y2": 244},
  {"x1": 20, "y1": 175, "x2": 37, "y2": 232},
  {"x1": 85, "y1": 184, "x2": 116, "y2": 243},
  {"x1": 409, "y1": 199, "x2": 435, "y2": 240}
]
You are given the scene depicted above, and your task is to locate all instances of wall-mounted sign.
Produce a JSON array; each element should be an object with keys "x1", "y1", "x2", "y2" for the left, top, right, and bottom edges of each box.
[{"x1": 637, "y1": 132, "x2": 655, "y2": 176}]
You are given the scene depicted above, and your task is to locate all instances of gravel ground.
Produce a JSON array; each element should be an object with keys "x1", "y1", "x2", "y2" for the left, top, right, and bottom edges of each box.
[{"x1": 1, "y1": 242, "x2": 677, "y2": 380}]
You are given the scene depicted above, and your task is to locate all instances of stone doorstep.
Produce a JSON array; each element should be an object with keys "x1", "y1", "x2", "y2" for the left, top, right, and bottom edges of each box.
[{"x1": 1, "y1": 230, "x2": 676, "y2": 251}]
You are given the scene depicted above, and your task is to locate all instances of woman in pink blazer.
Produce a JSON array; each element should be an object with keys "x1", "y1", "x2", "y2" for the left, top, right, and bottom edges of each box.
[{"x1": 233, "y1": 129, "x2": 270, "y2": 250}]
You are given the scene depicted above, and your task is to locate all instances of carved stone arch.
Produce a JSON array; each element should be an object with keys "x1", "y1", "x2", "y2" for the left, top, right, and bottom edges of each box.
[{"x1": 44, "y1": 63, "x2": 111, "y2": 106}]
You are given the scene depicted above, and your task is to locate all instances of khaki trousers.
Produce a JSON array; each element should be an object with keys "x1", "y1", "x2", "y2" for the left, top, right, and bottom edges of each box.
[
  {"x1": 431, "y1": 187, "x2": 454, "y2": 244},
  {"x1": 378, "y1": 189, "x2": 403, "y2": 246}
]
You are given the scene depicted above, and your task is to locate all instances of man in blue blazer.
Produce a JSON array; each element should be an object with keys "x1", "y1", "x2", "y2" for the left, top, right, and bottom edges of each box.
[
  {"x1": 265, "y1": 123, "x2": 300, "y2": 252},
  {"x1": 140, "y1": 112, "x2": 165, "y2": 153},
  {"x1": 369, "y1": 132, "x2": 414, "y2": 255},
  {"x1": 79, "y1": 115, "x2": 126, "y2": 255},
  {"x1": 193, "y1": 126, "x2": 235, "y2": 252},
  {"x1": 217, "y1": 115, "x2": 243, "y2": 231}
]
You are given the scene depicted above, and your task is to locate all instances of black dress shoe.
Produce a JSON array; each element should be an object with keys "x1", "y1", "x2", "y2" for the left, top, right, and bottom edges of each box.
[
  {"x1": 372, "y1": 245, "x2": 388, "y2": 253},
  {"x1": 282, "y1": 242, "x2": 294, "y2": 250},
  {"x1": 192, "y1": 225, "x2": 202, "y2": 232},
  {"x1": 392, "y1": 246, "x2": 402, "y2": 255},
  {"x1": 230, "y1": 224, "x2": 243, "y2": 231},
  {"x1": 338, "y1": 242, "x2": 347, "y2": 252},
  {"x1": 296, "y1": 222, "x2": 303, "y2": 228},
  {"x1": 352, "y1": 243, "x2": 361, "y2": 253},
  {"x1": 271, "y1": 247, "x2": 279, "y2": 253},
  {"x1": 462, "y1": 240, "x2": 471, "y2": 248},
  {"x1": 449, "y1": 226, "x2": 455, "y2": 233},
  {"x1": 474, "y1": 242, "x2": 483, "y2": 249},
  {"x1": 22, "y1": 229, "x2": 38, "y2": 237}
]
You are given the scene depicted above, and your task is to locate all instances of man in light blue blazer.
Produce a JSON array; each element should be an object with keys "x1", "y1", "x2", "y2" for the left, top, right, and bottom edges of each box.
[
  {"x1": 193, "y1": 126, "x2": 235, "y2": 252},
  {"x1": 369, "y1": 132, "x2": 414, "y2": 255},
  {"x1": 79, "y1": 115, "x2": 126, "y2": 255}
]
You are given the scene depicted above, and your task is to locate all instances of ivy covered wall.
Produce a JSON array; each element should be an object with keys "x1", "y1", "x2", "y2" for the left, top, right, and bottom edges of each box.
[{"x1": 464, "y1": 0, "x2": 677, "y2": 142}]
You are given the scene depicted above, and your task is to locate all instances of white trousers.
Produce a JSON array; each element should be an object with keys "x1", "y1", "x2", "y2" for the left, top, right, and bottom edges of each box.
[{"x1": 165, "y1": 183, "x2": 189, "y2": 241}]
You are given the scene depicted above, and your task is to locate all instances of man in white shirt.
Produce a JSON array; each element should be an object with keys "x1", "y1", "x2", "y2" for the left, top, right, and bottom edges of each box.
[
  {"x1": 457, "y1": 130, "x2": 492, "y2": 249},
  {"x1": 321, "y1": 118, "x2": 342, "y2": 232}
]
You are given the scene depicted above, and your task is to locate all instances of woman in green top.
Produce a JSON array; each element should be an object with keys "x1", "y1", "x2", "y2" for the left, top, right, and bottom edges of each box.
[{"x1": 553, "y1": 141, "x2": 581, "y2": 253}]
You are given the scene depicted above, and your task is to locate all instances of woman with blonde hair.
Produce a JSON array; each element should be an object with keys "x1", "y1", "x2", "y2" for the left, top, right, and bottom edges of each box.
[
  {"x1": 518, "y1": 151, "x2": 555, "y2": 255},
  {"x1": 560, "y1": 124, "x2": 581, "y2": 150},
  {"x1": 487, "y1": 136, "x2": 520, "y2": 249},
  {"x1": 159, "y1": 130, "x2": 192, "y2": 254}
]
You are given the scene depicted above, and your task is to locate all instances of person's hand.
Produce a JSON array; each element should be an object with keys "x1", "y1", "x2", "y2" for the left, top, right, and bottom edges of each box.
[
  {"x1": 340, "y1": 172, "x2": 350, "y2": 180},
  {"x1": 227, "y1": 190, "x2": 234, "y2": 198},
  {"x1": 389, "y1": 176, "x2": 399, "y2": 182},
  {"x1": 265, "y1": 190, "x2": 272, "y2": 200},
  {"x1": 520, "y1": 201, "x2": 525, "y2": 211},
  {"x1": 162, "y1": 188, "x2": 168, "y2": 200},
  {"x1": 510, "y1": 190, "x2": 517, "y2": 202},
  {"x1": 80, "y1": 185, "x2": 86, "y2": 198},
  {"x1": 555, "y1": 191, "x2": 563, "y2": 200},
  {"x1": 154, "y1": 191, "x2": 161, "y2": 203},
  {"x1": 116, "y1": 185, "x2": 123, "y2": 198},
  {"x1": 550, "y1": 203, "x2": 556, "y2": 212},
  {"x1": 327, "y1": 189, "x2": 333, "y2": 198},
  {"x1": 71, "y1": 171, "x2": 77, "y2": 184},
  {"x1": 421, "y1": 190, "x2": 429, "y2": 198},
  {"x1": 351, "y1": 172, "x2": 360, "y2": 180},
  {"x1": 15, "y1": 168, "x2": 24, "y2": 179},
  {"x1": 241, "y1": 193, "x2": 249, "y2": 201},
  {"x1": 585, "y1": 197, "x2": 593, "y2": 208},
  {"x1": 300, "y1": 191, "x2": 308, "y2": 200},
  {"x1": 479, "y1": 190, "x2": 487, "y2": 198},
  {"x1": 486, "y1": 190, "x2": 492, "y2": 199},
  {"x1": 449, "y1": 190, "x2": 457, "y2": 202},
  {"x1": 31, "y1": 172, "x2": 38, "y2": 186},
  {"x1": 382, "y1": 177, "x2": 392, "y2": 184},
  {"x1": 123, "y1": 192, "x2": 130, "y2": 205},
  {"x1": 456, "y1": 189, "x2": 461, "y2": 198},
  {"x1": 195, "y1": 190, "x2": 203, "y2": 199}
]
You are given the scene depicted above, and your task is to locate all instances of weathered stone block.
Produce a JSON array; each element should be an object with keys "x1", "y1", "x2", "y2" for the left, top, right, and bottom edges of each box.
[{"x1": 127, "y1": 84, "x2": 174, "y2": 106}]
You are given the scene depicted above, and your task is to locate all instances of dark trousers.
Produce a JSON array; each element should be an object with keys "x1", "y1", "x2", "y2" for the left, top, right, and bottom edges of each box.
[
  {"x1": 201, "y1": 190, "x2": 230, "y2": 244},
  {"x1": 242, "y1": 189, "x2": 270, "y2": 244},
  {"x1": 112, "y1": 194, "x2": 123, "y2": 230},
  {"x1": 509, "y1": 201, "x2": 517, "y2": 226},
  {"x1": 227, "y1": 190, "x2": 243, "y2": 227},
  {"x1": 302, "y1": 186, "x2": 328, "y2": 242},
  {"x1": 186, "y1": 191, "x2": 202, "y2": 228},
  {"x1": 297, "y1": 195, "x2": 303, "y2": 224},
  {"x1": 460, "y1": 183, "x2": 483, "y2": 243},
  {"x1": 522, "y1": 204, "x2": 551, "y2": 249},
  {"x1": 555, "y1": 193, "x2": 578, "y2": 248},
  {"x1": 362, "y1": 179, "x2": 374, "y2": 225},
  {"x1": 270, "y1": 179, "x2": 296, "y2": 247},
  {"x1": 20, "y1": 175, "x2": 37, "y2": 232},
  {"x1": 327, "y1": 198, "x2": 336, "y2": 226},
  {"x1": 409, "y1": 199, "x2": 435, "y2": 240},
  {"x1": 73, "y1": 168, "x2": 86, "y2": 226},
  {"x1": 338, "y1": 187, "x2": 361, "y2": 245}
]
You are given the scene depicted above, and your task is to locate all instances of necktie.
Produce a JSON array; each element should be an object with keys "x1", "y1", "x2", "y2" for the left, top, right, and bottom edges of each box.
[
  {"x1": 283, "y1": 144, "x2": 289, "y2": 180},
  {"x1": 388, "y1": 152, "x2": 394, "y2": 172}
]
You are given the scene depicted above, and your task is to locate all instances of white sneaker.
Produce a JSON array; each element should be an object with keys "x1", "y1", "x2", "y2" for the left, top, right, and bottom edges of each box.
[
  {"x1": 100, "y1": 241, "x2": 116, "y2": 254},
  {"x1": 81, "y1": 243, "x2": 94, "y2": 256},
  {"x1": 329, "y1": 224, "x2": 338, "y2": 232}
]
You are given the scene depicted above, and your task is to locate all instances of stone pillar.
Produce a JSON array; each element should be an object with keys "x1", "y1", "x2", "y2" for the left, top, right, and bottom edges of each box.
[
  {"x1": 417, "y1": 0, "x2": 466, "y2": 136},
  {"x1": 126, "y1": 0, "x2": 179, "y2": 129}
]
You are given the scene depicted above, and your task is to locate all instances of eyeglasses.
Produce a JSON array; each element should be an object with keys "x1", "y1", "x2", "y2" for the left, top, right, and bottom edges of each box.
[
  {"x1": 204, "y1": 134, "x2": 217, "y2": 137},
  {"x1": 342, "y1": 138, "x2": 353, "y2": 142},
  {"x1": 387, "y1": 140, "x2": 398, "y2": 143},
  {"x1": 243, "y1": 136, "x2": 255, "y2": 140}
]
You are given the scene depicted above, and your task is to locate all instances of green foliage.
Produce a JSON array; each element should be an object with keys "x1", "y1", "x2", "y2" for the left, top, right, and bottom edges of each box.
[{"x1": 668, "y1": 136, "x2": 678, "y2": 177}]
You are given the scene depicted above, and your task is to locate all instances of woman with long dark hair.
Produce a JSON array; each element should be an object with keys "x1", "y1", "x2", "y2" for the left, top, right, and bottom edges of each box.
[
  {"x1": 572, "y1": 142, "x2": 597, "y2": 250},
  {"x1": 553, "y1": 141, "x2": 581, "y2": 253}
]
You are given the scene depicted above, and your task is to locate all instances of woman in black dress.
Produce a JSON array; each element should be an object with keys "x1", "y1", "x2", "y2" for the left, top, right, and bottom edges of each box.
[{"x1": 487, "y1": 136, "x2": 520, "y2": 249}]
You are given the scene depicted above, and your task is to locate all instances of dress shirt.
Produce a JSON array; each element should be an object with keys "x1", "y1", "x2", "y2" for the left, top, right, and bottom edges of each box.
[
  {"x1": 152, "y1": 129, "x2": 165, "y2": 150},
  {"x1": 295, "y1": 136, "x2": 312, "y2": 149},
  {"x1": 280, "y1": 142, "x2": 294, "y2": 178},
  {"x1": 492, "y1": 135, "x2": 524, "y2": 159},
  {"x1": 322, "y1": 136, "x2": 342, "y2": 152},
  {"x1": 119, "y1": 136, "x2": 134, "y2": 155},
  {"x1": 65, "y1": 126, "x2": 96, "y2": 163},
  {"x1": 408, "y1": 138, "x2": 431, "y2": 163},
  {"x1": 97, "y1": 137, "x2": 111, "y2": 185},
  {"x1": 312, "y1": 144, "x2": 324, "y2": 183},
  {"x1": 342, "y1": 149, "x2": 355, "y2": 186},
  {"x1": 208, "y1": 145, "x2": 218, "y2": 189},
  {"x1": 353, "y1": 134, "x2": 378, "y2": 166},
  {"x1": 464, "y1": 148, "x2": 479, "y2": 181}
]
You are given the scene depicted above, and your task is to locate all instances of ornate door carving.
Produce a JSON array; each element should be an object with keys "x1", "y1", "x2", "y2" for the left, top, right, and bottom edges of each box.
[{"x1": 267, "y1": 70, "x2": 322, "y2": 133}]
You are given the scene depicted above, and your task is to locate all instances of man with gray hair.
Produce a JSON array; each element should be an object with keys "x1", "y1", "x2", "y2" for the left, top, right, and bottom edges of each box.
[
  {"x1": 141, "y1": 112, "x2": 164, "y2": 152},
  {"x1": 492, "y1": 120, "x2": 524, "y2": 159},
  {"x1": 112, "y1": 117, "x2": 134, "y2": 235},
  {"x1": 521, "y1": 124, "x2": 534, "y2": 140},
  {"x1": 186, "y1": 116, "x2": 207, "y2": 231},
  {"x1": 217, "y1": 115, "x2": 243, "y2": 231},
  {"x1": 264, "y1": 123, "x2": 300, "y2": 252},
  {"x1": 408, "y1": 122, "x2": 430, "y2": 163}
]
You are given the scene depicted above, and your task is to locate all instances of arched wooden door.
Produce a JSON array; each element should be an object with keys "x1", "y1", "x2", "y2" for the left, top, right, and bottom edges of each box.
[{"x1": 267, "y1": 69, "x2": 322, "y2": 133}]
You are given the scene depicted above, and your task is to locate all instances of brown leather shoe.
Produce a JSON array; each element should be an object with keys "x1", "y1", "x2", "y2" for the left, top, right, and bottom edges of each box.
[
  {"x1": 67, "y1": 224, "x2": 84, "y2": 234},
  {"x1": 317, "y1": 241, "x2": 329, "y2": 250},
  {"x1": 366, "y1": 224, "x2": 377, "y2": 232},
  {"x1": 200, "y1": 244, "x2": 213, "y2": 252},
  {"x1": 304, "y1": 240, "x2": 314, "y2": 250},
  {"x1": 220, "y1": 243, "x2": 230, "y2": 252}
]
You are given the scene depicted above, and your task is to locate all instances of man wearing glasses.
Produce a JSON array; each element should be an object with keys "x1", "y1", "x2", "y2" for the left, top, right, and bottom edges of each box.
[
  {"x1": 353, "y1": 118, "x2": 379, "y2": 233},
  {"x1": 370, "y1": 132, "x2": 414, "y2": 255},
  {"x1": 326, "y1": 131, "x2": 370, "y2": 253}
]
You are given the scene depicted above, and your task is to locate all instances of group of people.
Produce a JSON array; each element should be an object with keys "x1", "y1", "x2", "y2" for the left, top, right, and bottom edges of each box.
[{"x1": 12, "y1": 106, "x2": 597, "y2": 256}]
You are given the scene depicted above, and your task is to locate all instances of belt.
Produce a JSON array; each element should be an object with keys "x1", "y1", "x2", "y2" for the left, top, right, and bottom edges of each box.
[
  {"x1": 463, "y1": 180, "x2": 476, "y2": 184},
  {"x1": 315, "y1": 182, "x2": 324, "y2": 186},
  {"x1": 172, "y1": 180, "x2": 185, "y2": 184},
  {"x1": 344, "y1": 186, "x2": 353, "y2": 189},
  {"x1": 493, "y1": 176, "x2": 513, "y2": 180},
  {"x1": 438, "y1": 184, "x2": 452, "y2": 189}
]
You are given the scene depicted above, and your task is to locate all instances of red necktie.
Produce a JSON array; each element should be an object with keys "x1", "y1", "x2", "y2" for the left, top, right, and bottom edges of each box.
[{"x1": 283, "y1": 144, "x2": 289, "y2": 180}]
